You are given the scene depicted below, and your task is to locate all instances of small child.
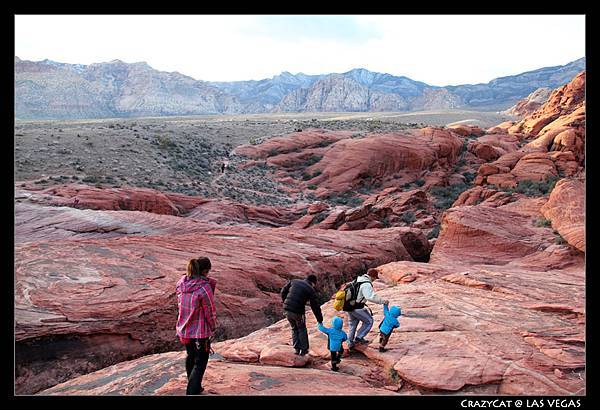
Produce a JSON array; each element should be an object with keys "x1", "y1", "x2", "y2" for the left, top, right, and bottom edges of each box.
[
  {"x1": 378, "y1": 304, "x2": 401, "y2": 352},
  {"x1": 317, "y1": 316, "x2": 348, "y2": 371}
]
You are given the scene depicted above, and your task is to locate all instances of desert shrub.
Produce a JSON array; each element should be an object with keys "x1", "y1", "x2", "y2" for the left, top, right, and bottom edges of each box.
[
  {"x1": 307, "y1": 184, "x2": 317, "y2": 190},
  {"x1": 389, "y1": 368, "x2": 401, "y2": 384},
  {"x1": 415, "y1": 179, "x2": 426, "y2": 187},
  {"x1": 554, "y1": 231, "x2": 568, "y2": 245},
  {"x1": 304, "y1": 155, "x2": 322, "y2": 166},
  {"x1": 430, "y1": 182, "x2": 470, "y2": 210},
  {"x1": 427, "y1": 225, "x2": 441, "y2": 239},
  {"x1": 505, "y1": 176, "x2": 559, "y2": 197},
  {"x1": 157, "y1": 135, "x2": 176, "y2": 150},
  {"x1": 534, "y1": 218, "x2": 552, "y2": 228},
  {"x1": 463, "y1": 171, "x2": 477, "y2": 183},
  {"x1": 401, "y1": 211, "x2": 417, "y2": 224},
  {"x1": 82, "y1": 175, "x2": 100, "y2": 183},
  {"x1": 302, "y1": 173, "x2": 312, "y2": 181},
  {"x1": 312, "y1": 170, "x2": 322, "y2": 178},
  {"x1": 309, "y1": 212, "x2": 328, "y2": 227},
  {"x1": 315, "y1": 139, "x2": 335, "y2": 148},
  {"x1": 347, "y1": 196, "x2": 364, "y2": 208}
]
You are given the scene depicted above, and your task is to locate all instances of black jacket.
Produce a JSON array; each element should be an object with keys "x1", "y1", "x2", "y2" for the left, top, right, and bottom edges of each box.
[{"x1": 280, "y1": 279, "x2": 324, "y2": 323}]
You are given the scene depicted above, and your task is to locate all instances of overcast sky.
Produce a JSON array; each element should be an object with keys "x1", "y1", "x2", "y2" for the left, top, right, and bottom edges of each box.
[{"x1": 15, "y1": 15, "x2": 585, "y2": 86}]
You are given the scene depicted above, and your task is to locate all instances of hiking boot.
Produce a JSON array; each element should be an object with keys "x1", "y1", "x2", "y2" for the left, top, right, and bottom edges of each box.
[
  {"x1": 331, "y1": 366, "x2": 339, "y2": 372},
  {"x1": 299, "y1": 349, "x2": 308, "y2": 356},
  {"x1": 355, "y1": 337, "x2": 369, "y2": 345},
  {"x1": 294, "y1": 349, "x2": 301, "y2": 355}
]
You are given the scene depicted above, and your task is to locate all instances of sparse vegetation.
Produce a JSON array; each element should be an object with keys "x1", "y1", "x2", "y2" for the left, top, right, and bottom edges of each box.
[
  {"x1": 427, "y1": 225, "x2": 441, "y2": 239},
  {"x1": 504, "y1": 177, "x2": 559, "y2": 197},
  {"x1": 554, "y1": 231, "x2": 568, "y2": 245},
  {"x1": 415, "y1": 179, "x2": 426, "y2": 187},
  {"x1": 534, "y1": 218, "x2": 553, "y2": 228},
  {"x1": 304, "y1": 155, "x2": 322, "y2": 167},
  {"x1": 401, "y1": 211, "x2": 417, "y2": 224},
  {"x1": 429, "y1": 182, "x2": 470, "y2": 210}
]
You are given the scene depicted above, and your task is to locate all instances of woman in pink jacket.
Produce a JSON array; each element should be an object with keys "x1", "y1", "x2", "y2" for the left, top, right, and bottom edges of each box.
[{"x1": 176, "y1": 257, "x2": 217, "y2": 395}]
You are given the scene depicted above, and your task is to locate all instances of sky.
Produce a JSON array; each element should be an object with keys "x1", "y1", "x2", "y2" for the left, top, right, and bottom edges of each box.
[{"x1": 14, "y1": 15, "x2": 586, "y2": 86}]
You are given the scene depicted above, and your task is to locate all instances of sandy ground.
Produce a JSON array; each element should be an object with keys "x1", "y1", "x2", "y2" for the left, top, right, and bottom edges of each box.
[{"x1": 14, "y1": 110, "x2": 513, "y2": 205}]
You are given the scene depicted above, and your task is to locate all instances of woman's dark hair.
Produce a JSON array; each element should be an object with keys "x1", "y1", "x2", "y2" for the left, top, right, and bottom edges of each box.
[
  {"x1": 306, "y1": 274, "x2": 317, "y2": 284},
  {"x1": 187, "y1": 257, "x2": 212, "y2": 278}
]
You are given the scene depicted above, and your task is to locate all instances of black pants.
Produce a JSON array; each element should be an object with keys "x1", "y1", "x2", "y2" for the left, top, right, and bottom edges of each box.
[
  {"x1": 285, "y1": 310, "x2": 309, "y2": 353},
  {"x1": 379, "y1": 331, "x2": 391, "y2": 348},
  {"x1": 185, "y1": 338, "x2": 210, "y2": 395},
  {"x1": 330, "y1": 350, "x2": 342, "y2": 370}
]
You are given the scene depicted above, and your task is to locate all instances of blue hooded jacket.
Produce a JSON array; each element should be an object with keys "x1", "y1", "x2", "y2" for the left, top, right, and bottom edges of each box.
[
  {"x1": 317, "y1": 317, "x2": 348, "y2": 352},
  {"x1": 379, "y1": 305, "x2": 401, "y2": 336}
]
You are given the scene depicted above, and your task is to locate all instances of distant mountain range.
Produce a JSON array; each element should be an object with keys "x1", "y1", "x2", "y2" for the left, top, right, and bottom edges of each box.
[{"x1": 14, "y1": 56, "x2": 585, "y2": 120}]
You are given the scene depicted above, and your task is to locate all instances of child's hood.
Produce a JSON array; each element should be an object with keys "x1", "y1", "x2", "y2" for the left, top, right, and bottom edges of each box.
[
  {"x1": 389, "y1": 306, "x2": 401, "y2": 318},
  {"x1": 332, "y1": 316, "x2": 343, "y2": 330}
]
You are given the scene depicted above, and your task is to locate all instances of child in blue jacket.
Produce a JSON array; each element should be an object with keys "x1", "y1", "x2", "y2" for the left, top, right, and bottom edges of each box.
[
  {"x1": 317, "y1": 316, "x2": 348, "y2": 371},
  {"x1": 378, "y1": 304, "x2": 401, "y2": 352}
]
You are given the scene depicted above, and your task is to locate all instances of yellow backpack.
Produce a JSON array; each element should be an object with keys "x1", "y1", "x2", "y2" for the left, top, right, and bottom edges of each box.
[{"x1": 333, "y1": 290, "x2": 346, "y2": 311}]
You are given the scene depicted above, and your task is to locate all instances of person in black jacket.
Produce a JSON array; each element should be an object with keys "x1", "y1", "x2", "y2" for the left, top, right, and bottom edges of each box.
[{"x1": 280, "y1": 274, "x2": 324, "y2": 356}]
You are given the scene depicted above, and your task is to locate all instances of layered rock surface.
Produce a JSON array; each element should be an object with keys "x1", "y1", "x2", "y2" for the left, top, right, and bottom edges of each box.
[
  {"x1": 15, "y1": 187, "x2": 430, "y2": 394},
  {"x1": 36, "y1": 186, "x2": 585, "y2": 396},
  {"x1": 475, "y1": 71, "x2": 585, "y2": 188}
]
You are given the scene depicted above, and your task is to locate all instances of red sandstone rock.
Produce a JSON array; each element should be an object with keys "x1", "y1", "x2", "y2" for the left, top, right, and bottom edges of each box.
[
  {"x1": 510, "y1": 152, "x2": 558, "y2": 182},
  {"x1": 540, "y1": 178, "x2": 585, "y2": 252},
  {"x1": 39, "y1": 351, "x2": 395, "y2": 396},
  {"x1": 430, "y1": 203, "x2": 553, "y2": 265},
  {"x1": 447, "y1": 124, "x2": 485, "y2": 137},
  {"x1": 297, "y1": 128, "x2": 463, "y2": 196},
  {"x1": 15, "y1": 198, "x2": 428, "y2": 394},
  {"x1": 233, "y1": 129, "x2": 355, "y2": 159},
  {"x1": 34, "y1": 192, "x2": 585, "y2": 396},
  {"x1": 509, "y1": 72, "x2": 585, "y2": 137},
  {"x1": 487, "y1": 121, "x2": 515, "y2": 134},
  {"x1": 29, "y1": 184, "x2": 206, "y2": 215}
]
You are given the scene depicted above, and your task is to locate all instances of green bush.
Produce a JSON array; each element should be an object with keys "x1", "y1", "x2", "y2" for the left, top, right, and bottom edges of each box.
[
  {"x1": 427, "y1": 225, "x2": 441, "y2": 239},
  {"x1": 534, "y1": 218, "x2": 552, "y2": 228},
  {"x1": 315, "y1": 139, "x2": 335, "y2": 148},
  {"x1": 309, "y1": 212, "x2": 328, "y2": 226},
  {"x1": 554, "y1": 231, "x2": 568, "y2": 245},
  {"x1": 401, "y1": 211, "x2": 416, "y2": 224},
  {"x1": 305, "y1": 155, "x2": 322, "y2": 166},
  {"x1": 307, "y1": 184, "x2": 317, "y2": 190},
  {"x1": 463, "y1": 171, "x2": 477, "y2": 183},
  {"x1": 415, "y1": 179, "x2": 426, "y2": 187},
  {"x1": 312, "y1": 170, "x2": 322, "y2": 178},
  {"x1": 157, "y1": 135, "x2": 176, "y2": 150},
  {"x1": 505, "y1": 177, "x2": 559, "y2": 197},
  {"x1": 430, "y1": 182, "x2": 470, "y2": 210},
  {"x1": 82, "y1": 175, "x2": 100, "y2": 183}
]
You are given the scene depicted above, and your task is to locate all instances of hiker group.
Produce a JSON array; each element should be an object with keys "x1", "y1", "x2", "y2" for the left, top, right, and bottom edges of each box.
[
  {"x1": 280, "y1": 268, "x2": 401, "y2": 371},
  {"x1": 175, "y1": 256, "x2": 401, "y2": 395}
]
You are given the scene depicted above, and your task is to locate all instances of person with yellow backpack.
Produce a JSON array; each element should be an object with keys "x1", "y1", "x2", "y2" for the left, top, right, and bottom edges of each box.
[{"x1": 333, "y1": 268, "x2": 388, "y2": 350}]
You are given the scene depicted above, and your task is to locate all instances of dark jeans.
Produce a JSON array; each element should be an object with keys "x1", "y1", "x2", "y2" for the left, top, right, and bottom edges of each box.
[
  {"x1": 330, "y1": 350, "x2": 342, "y2": 370},
  {"x1": 379, "y1": 331, "x2": 391, "y2": 348},
  {"x1": 285, "y1": 310, "x2": 308, "y2": 353},
  {"x1": 185, "y1": 338, "x2": 210, "y2": 395}
]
